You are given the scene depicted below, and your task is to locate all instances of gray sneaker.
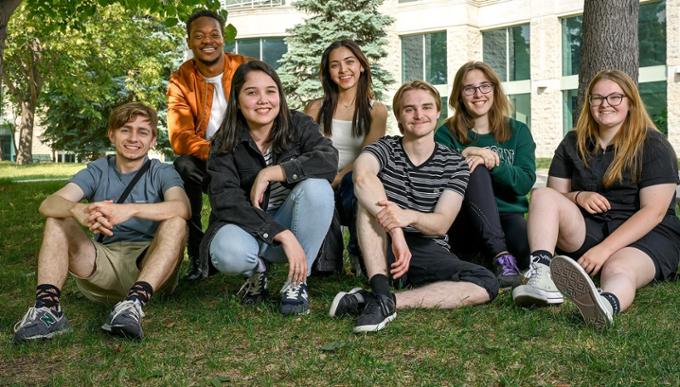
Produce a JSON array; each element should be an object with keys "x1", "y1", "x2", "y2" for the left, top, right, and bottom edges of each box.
[
  {"x1": 13, "y1": 306, "x2": 70, "y2": 344},
  {"x1": 550, "y1": 255, "x2": 614, "y2": 328},
  {"x1": 329, "y1": 287, "x2": 368, "y2": 318},
  {"x1": 101, "y1": 300, "x2": 145, "y2": 340},
  {"x1": 512, "y1": 256, "x2": 564, "y2": 306}
]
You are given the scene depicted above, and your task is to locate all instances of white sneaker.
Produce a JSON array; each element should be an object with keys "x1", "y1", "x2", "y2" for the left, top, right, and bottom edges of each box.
[
  {"x1": 550, "y1": 255, "x2": 614, "y2": 328},
  {"x1": 512, "y1": 256, "x2": 564, "y2": 306}
]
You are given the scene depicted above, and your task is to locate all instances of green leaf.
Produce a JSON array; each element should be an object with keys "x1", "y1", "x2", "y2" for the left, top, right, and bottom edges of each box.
[{"x1": 224, "y1": 23, "x2": 237, "y2": 42}]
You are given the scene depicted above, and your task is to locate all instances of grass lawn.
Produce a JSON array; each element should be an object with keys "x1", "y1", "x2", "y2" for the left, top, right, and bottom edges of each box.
[{"x1": 1, "y1": 163, "x2": 679, "y2": 385}]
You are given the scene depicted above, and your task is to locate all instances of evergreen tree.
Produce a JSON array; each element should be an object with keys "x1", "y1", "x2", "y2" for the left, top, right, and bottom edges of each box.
[{"x1": 278, "y1": 0, "x2": 394, "y2": 110}]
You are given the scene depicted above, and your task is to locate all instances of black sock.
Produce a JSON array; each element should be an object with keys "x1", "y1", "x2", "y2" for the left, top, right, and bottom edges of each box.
[
  {"x1": 530, "y1": 250, "x2": 553, "y2": 266},
  {"x1": 369, "y1": 274, "x2": 391, "y2": 297},
  {"x1": 601, "y1": 291, "x2": 621, "y2": 315},
  {"x1": 35, "y1": 284, "x2": 62, "y2": 316},
  {"x1": 126, "y1": 281, "x2": 154, "y2": 306}
]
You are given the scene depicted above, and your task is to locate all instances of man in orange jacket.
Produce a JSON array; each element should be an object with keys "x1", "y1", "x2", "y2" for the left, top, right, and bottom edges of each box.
[{"x1": 167, "y1": 9, "x2": 249, "y2": 281}]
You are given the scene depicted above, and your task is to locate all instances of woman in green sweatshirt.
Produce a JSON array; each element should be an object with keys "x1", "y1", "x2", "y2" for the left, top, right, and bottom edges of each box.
[{"x1": 435, "y1": 61, "x2": 536, "y2": 288}]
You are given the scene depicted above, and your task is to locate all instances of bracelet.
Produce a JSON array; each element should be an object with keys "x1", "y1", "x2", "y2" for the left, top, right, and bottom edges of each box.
[{"x1": 574, "y1": 191, "x2": 583, "y2": 205}]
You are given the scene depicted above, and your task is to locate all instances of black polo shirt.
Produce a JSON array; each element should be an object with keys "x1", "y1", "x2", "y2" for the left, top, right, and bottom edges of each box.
[{"x1": 549, "y1": 129, "x2": 678, "y2": 221}]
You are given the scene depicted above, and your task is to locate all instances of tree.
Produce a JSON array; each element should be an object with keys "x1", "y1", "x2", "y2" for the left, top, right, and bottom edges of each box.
[
  {"x1": 277, "y1": 0, "x2": 394, "y2": 110},
  {"x1": 577, "y1": 0, "x2": 639, "y2": 113},
  {"x1": 1, "y1": 0, "x2": 229, "y2": 164}
]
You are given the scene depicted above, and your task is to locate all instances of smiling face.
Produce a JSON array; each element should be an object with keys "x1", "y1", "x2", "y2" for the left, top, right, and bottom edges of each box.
[
  {"x1": 460, "y1": 69, "x2": 495, "y2": 119},
  {"x1": 397, "y1": 89, "x2": 440, "y2": 140},
  {"x1": 108, "y1": 115, "x2": 156, "y2": 163},
  {"x1": 589, "y1": 79, "x2": 630, "y2": 132},
  {"x1": 187, "y1": 16, "x2": 224, "y2": 67},
  {"x1": 328, "y1": 46, "x2": 364, "y2": 91},
  {"x1": 238, "y1": 70, "x2": 281, "y2": 131}
]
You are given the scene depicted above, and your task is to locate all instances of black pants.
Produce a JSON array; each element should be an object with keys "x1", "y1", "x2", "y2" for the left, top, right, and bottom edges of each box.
[
  {"x1": 173, "y1": 155, "x2": 207, "y2": 260},
  {"x1": 448, "y1": 167, "x2": 530, "y2": 270}
]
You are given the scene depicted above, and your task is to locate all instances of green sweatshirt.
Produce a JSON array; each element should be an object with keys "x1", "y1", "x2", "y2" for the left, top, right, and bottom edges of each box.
[{"x1": 434, "y1": 118, "x2": 536, "y2": 213}]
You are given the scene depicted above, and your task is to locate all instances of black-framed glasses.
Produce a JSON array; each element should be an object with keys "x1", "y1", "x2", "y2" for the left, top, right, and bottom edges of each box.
[
  {"x1": 588, "y1": 93, "x2": 626, "y2": 106},
  {"x1": 462, "y1": 83, "x2": 494, "y2": 96}
]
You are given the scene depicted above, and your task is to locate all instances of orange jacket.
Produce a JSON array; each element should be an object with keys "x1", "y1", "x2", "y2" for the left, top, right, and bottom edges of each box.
[{"x1": 167, "y1": 53, "x2": 249, "y2": 160}]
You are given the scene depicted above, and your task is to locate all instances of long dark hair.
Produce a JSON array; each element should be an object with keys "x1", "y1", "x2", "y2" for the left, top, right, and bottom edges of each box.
[
  {"x1": 318, "y1": 39, "x2": 374, "y2": 137},
  {"x1": 215, "y1": 61, "x2": 293, "y2": 154}
]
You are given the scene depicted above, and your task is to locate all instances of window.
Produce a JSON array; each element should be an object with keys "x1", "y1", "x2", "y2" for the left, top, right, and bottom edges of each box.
[
  {"x1": 401, "y1": 31, "x2": 447, "y2": 85},
  {"x1": 482, "y1": 24, "x2": 530, "y2": 82},
  {"x1": 509, "y1": 94, "x2": 531, "y2": 128},
  {"x1": 640, "y1": 81, "x2": 667, "y2": 134},
  {"x1": 560, "y1": 1, "x2": 666, "y2": 76},
  {"x1": 0, "y1": 126, "x2": 13, "y2": 161},
  {"x1": 562, "y1": 89, "x2": 579, "y2": 134},
  {"x1": 224, "y1": 37, "x2": 288, "y2": 69}
]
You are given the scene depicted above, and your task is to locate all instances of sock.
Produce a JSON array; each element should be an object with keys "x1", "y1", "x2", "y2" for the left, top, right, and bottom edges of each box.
[
  {"x1": 255, "y1": 257, "x2": 267, "y2": 273},
  {"x1": 601, "y1": 291, "x2": 621, "y2": 315},
  {"x1": 35, "y1": 284, "x2": 62, "y2": 316},
  {"x1": 369, "y1": 274, "x2": 391, "y2": 297},
  {"x1": 126, "y1": 281, "x2": 154, "y2": 306},
  {"x1": 530, "y1": 250, "x2": 553, "y2": 266}
]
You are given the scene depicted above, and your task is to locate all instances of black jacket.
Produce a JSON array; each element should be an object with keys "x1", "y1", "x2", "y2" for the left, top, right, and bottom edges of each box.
[{"x1": 197, "y1": 110, "x2": 338, "y2": 278}]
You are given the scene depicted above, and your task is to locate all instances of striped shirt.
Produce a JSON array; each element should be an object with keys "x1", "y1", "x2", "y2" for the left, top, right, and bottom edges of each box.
[
  {"x1": 364, "y1": 136, "x2": 469, "y2": 247},
  {"x1": 263, "y1": 148, "x2": 291, "y2": 211}
]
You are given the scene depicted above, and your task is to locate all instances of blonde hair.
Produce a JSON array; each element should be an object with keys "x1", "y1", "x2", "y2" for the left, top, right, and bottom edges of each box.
[
  {"x1": 446, "y1": 61, "x2": 511, "y2": 144},
  {"x1": 108, "y1": 102, "x2": 158, "y2": 136},
  {"x1": 392, "y1": 80, "x2": 441, "y2": 133},
  {"x1": 575, "y1": 70, "x2": 656, "y2": 187}
]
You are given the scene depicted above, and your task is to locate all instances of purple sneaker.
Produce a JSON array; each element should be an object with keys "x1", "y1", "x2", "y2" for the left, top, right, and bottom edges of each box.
[{"x1": 495, "y1": 254, "x2": 521, "y2": 288}]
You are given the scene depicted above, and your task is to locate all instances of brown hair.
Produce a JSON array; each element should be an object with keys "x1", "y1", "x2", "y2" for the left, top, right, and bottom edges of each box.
[
  {"x1": 446, "y1": 61, "x2": 511, "y2": 144},
  {"x1": 575, "y1": 69, "x2": 655, "y2": 187},
  {"x1": 392, "y1": 80, "x2": 441, "y2": 133},
  {"x1": 108, "y1": 102, "x2": 158, "y2": 136}
]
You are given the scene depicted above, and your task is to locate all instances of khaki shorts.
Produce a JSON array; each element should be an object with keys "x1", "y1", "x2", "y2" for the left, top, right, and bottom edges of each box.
[{"x1": 73, "y1": 240, "x2": 180, "y2": 304}]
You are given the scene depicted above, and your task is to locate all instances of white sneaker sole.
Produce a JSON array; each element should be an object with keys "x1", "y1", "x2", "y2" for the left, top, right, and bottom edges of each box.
[
  {"x1": 512, "y1": 285, "x2": 564, "y2": 306},
  {"x1": 550, "y1": 255, "x2": 613, "y2": 328},
  {"x1": 353, "y1": 312, "x2": 397, "y2": 333},
  {"x1": 328, "y1": 287, "x2": 363, "y2": 318}
]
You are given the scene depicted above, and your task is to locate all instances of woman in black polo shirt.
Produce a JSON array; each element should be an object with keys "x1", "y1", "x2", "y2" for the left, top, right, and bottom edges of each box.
[{"x1": 513, "y1": 69, "x2": 680, "y2": 327}]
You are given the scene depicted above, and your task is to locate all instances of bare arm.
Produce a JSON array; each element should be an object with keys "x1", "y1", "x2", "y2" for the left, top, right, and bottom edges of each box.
[{"x1": 548, "y1": 176, "x2": 611, "y2": 213}]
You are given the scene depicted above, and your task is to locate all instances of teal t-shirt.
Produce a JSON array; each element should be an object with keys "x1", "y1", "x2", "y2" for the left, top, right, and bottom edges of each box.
[
  {"x1": 434, "y1": 118, "x2": 536, "y2": 213},
  {"x1": 71, "y1": 156, "x2": 183, "y2": 243}
]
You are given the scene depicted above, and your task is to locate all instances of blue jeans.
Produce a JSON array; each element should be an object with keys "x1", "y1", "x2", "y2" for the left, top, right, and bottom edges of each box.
[{"x1": 209, "y1": 178, "x2": 334, "y2": 277}]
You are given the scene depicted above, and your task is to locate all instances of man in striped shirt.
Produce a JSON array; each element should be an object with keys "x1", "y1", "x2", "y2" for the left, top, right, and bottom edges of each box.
[{"x1": 328, "y1": 81, "x2": 499, "y2": 333}]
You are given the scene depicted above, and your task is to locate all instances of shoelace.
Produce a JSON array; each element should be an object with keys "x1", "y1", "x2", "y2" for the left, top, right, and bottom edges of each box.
[
  {"x1": 497, "y1": 255, "x2": 520, "y2": 276},
  {"x1": 281, "y1": 281, "x2": 305, "y2": 300},
  {"x1": 112, "y1": 300, "x2": 144, "y2": 322},
  {"x1": 14, "y1": 307, "x2": 39, "y2": 332},
  {"x1": 238, "y1": 272, "x2": 265, "y2": 296},
  {"x1": 524, "y1": 257, "x2": 544, "y2": 285}
]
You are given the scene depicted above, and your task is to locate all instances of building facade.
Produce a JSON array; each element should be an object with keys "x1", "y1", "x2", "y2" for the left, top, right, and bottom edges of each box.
[{"x1": 224, "y1": 0, "x2": 679, "y2": 157}]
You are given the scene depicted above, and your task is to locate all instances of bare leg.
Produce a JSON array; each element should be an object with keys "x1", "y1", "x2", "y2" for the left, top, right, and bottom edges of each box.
[
  {"x1": 599, "y1": 247, "x2": 656, "y2": 312},
  {"x1": 528, "y1": 187, "x2": 587, "y2": 253},
  {"x1": 37, "y1": 217, "x2": 96, "y2": 288},
  {"x1": 395, "y1": 281, "x2": 490, "y2": 309},
  {"x1": 137, "y1": 217, "x2": 187, "y2": 290},
  {"x1": 356, "y1": 205, "x2": 388, "y2": 278}
]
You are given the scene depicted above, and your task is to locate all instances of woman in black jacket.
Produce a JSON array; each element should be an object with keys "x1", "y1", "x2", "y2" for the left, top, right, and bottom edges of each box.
[{"x1": 203, "y1": 61, "x2": 338, "y2": 315}]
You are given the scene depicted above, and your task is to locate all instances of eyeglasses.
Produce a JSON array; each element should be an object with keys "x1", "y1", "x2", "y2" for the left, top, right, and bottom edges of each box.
[
  {"x1": 462, "y1": 83, "x2": 494, "y2": 96},
  {"x1": 588, "y1": 93, "x2": 626, "y2": 106}
]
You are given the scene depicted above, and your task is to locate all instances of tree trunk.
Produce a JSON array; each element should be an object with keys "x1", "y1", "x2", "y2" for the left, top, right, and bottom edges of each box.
[
  {"x1": 15, "y1": 99, "x2": 33, "y2": 164},
  {"x1": 0, "y1": 0, "x2": 22, "y2": 81},
  {"x1": 577, "y1": 0, "x2": 639, "y2": 113},
  {"x1": 14, "y1": 37, "x2": 42, "y2": 165}
]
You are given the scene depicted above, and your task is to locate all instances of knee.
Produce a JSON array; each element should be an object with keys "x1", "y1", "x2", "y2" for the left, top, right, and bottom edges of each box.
[
  {"x1": 292, "y1": 178, "x2": 334, "y2": 210},
  {"x1": 529, "y1": 187, "x2": 559, "y2": 206},
  {"x1": 469, "y1": 165, "x2": 492, "y2": 182},
  {"x1": 209, "y1": 227, "x2": 258, "y2": 274},
  {"x1": 157, "y1": 216, "x2": 188, "y2": 240},
  {"x1": 44, "y1": 216, "x2": 77, "y2": 233}
]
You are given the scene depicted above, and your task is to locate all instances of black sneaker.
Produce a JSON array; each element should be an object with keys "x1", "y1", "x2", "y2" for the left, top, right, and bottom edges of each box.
[
  {"x1": 328, "y1": 287, "x2": 368, "y2": 318},
  {"x1": 280, "y1": 281, "x2": 309, "y2": 315},
  {"x1": 353, "y1": 292, "x2": 396, "y2": 333},
  {"x1": 237, "y1": 267, "x2": 269, "y2": 304},
  {"x1": 101, "y1": 300, "x2": 145, "y2": 340},
  {"x1": 13, "y1": 306, "x2": 70, "y2": 344},
  {"x1": 183, "y1": 255, "x2": 203, "y2": 282},
  {"x1": 494, "y1": 254, "x2": 521, "y2": 288}
]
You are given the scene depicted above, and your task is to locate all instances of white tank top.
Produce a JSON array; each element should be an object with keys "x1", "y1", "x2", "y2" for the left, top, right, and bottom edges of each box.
[{"x1": 330, "y1": 119, "x2": 365, "y2": 170}]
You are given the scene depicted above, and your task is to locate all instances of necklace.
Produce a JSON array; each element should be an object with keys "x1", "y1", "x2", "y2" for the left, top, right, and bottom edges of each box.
[{"x1": 340, "y1": 98, "x2": 355, "y2": 110}]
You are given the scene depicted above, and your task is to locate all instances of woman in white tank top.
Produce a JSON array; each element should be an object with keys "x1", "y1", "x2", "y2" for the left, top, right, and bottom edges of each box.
[{"x1": 305, "y1": 40, "x2": 387, "y2": 274}]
